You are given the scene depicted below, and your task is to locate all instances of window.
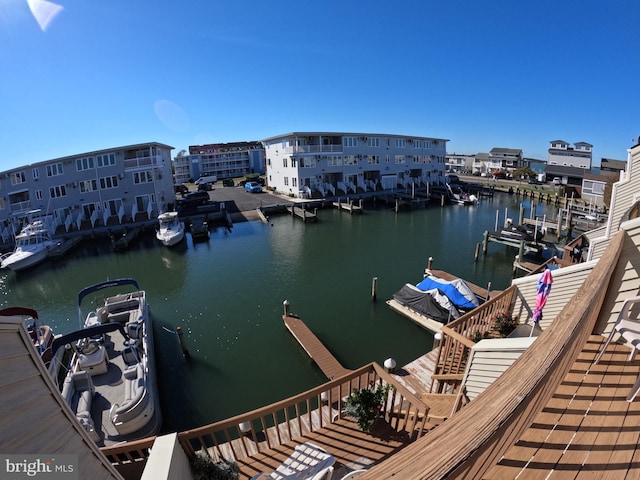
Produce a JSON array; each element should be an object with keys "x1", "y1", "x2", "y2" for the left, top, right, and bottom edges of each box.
[
  {"x1": 76, "y1": 157, "x2": 94, "y2": 171},
  {"x1": 300, "y1": 157, "x2": 316, "y2": 168},
  {"x1": 0, "y1": 198, "x2": 4, "y2": 210},
  {"x1": 367, "y1": 155, "x2": 380, "y2": 165},
  {"x1": 35, "y1": 190, "x2": 43, "y2": 200},
  {"x1": 32, "y1": 168, "x2": 39, "y2": 180},
  {"x1": 395, "y1": 155, "x2": 406, "y2": 164},
  {"x1": 96, "y1": 153, "x2": 116, "y2": 167},
  {"x1": 368, "y1": 137, "x2": 380, "y2": 147},
  {"x1": 292, "y1": 177, "x2": 297, "y2": 187},
  {"x1": 344, "y1": 155, "x2": 357, "y2": 166},
  {"x1": 283, "y1": 158, "x2": 288, "y2": 168},
  {"x1": 49, "y1": 185, "x2": 67, "y2": 198},
  {"x1": 343, "y1": 137, "x2": 357, "y2": 147},
  {"x1": 327, "y1": 156, "x2": 342, "y2": 166},
  {"x1": 11, "y1": 171, "x2": 26, "y2": 185},
  {"x1": 395, "y1": 139, "x2": 406, "y2": 148},
  {"x1": 291, "y1": 158, "x2": 297, "y2": 168},
  {"x1": 100, "y1": 176, "x2": 119, "y2": 189},
  {"x1": 284, "y1": 177, "x2": 289, "y2": 186},
  {"x1": 133, "y1": 171, "x2": 153, "y2": 184},
  {"x1": 46, "y1": 163, "x2": 64, "y2": 177},
  {"x1": 80, "y1": 179, "x2": 97, "y2": 193}
]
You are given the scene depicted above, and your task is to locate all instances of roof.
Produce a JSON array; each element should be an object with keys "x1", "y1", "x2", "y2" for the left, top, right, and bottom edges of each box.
[
  {"x1": 549, "y1": 139, "x2": 568, "y2": 144},
  {"x1": 489, "y1": 147, "x2": 522, "y2": 155},
  {"x1": 544, "y1": 165, "x2": 587, "y2": 177},
  {"x1": 600, "y1": 158, "x2": 627, "y2": 171},
  {"x1": 260, "y1": 132, "x2": 450, "y2": 143},
  {"x1": 574, "y1": 141, "x2": 593, "y2": 147}
]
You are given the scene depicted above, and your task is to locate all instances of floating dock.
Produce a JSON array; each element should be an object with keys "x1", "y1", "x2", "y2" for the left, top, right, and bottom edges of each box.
[
  {"x1": 110, "y1": 227, "x2": 141, "y2": 251},
  {"x1": 283, "y1": 315, "x2": 350, "y2": 380},
  {"x1": 333, "y1": 199, "x2": 363, "y2": 214},
  {"x1": 286, "y1": 205, "x2": 318, "y2": 223},
  {"x1": 190, "y1": 216, "x2": 210, "y2": 241},
  {"x1": 47, "y1": 237, "x2": 82, "y2": 258}
]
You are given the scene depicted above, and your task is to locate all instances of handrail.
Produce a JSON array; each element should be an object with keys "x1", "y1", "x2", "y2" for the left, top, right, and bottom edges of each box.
[
  {"x1": 431, "y1": 285, "x2": 516, "y2": 392},
  {"x1": 100, "y1": 362, "x2": 432, "y2": 470},
  {"x1": 175, "y1": 362, "x2": 431, "y2": 462},
  {"x1": 360, "y1": 229, "x2": 625, "y2": 480}
]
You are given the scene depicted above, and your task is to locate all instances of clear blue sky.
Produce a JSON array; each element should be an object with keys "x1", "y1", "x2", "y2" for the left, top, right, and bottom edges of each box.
[{"x1": 1, "y1": 0, "x2": 638, "y2": 170}]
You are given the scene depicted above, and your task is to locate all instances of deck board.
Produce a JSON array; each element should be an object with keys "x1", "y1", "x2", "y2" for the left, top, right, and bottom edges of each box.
[
  {"x1": 483, "y1": 335, "x2": 640, "y2": 479},
  {"x1": 283, "y1": 316, "x2": 351, "y2": 380}
]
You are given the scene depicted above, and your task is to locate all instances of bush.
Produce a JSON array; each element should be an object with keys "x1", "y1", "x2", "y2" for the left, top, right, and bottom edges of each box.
[
  {"x1": 492, "y1": 312, "x2": 518, "y2": 337},
  {"x1": 344, "y1": 382, "x2": 392, "y2": 432},
  {"x1": 190, "y1": 451, "x2": 240, "y2": 480}
]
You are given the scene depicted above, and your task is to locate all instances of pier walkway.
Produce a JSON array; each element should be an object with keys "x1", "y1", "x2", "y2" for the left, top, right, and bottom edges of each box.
[{"x1": 283, "y1": 315, "x2": 351, "y2": 380}]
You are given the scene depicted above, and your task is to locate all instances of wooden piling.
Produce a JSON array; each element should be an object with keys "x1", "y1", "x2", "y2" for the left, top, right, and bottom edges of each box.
[
  {"x1": 483, "y1": 230, "x2": 489, "y2": 254},
  {"x1": 371, "y1": 277, "x2": 378, "y2": 301},
  {"x1": 474, "y1": 243, "x2": 480, "y2": 262},
  {"x1": 176, "y1": 326, "x2": 190, "y2": 358}
]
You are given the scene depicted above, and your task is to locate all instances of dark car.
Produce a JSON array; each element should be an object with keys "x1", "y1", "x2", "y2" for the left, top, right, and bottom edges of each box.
[
  {"x1": 177, "y1": 191, "x2": 209, "y2": 209},
  {"x1": 197, "y1": 182, "x2": 213, "y2": 191},
  {"x1": 174, "y1": 184, "x2": 188, "y2": 195},
  {"x1": 528, "y1": 178, "x2": 543, "y2": 185}
]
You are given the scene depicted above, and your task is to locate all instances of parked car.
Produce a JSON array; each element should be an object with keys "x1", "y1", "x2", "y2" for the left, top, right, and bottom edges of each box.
[
  {"x1": 245, "y1": 181, "x2": 262, "y2": 193},
  {"x1": 222, "y1": 179, "x2": 235, "y2": 187},
  {"x1": 174, "y1": 184, "x2": 188, "y2": 195},
  {"x1": 528, "y1": 178, "x2": 543, "y2": 185},
  {"x1": 197, "y1": 182, "x2": 213, "y2": 191},
  {"x1": 177, "y1": 191, "x2": 209, "y2": 209},
  {"x1": 194, "y1": 175, "x2": 217, "y2": 185},
  {"x1": 553, "y1": 177, "x2": 562, "y2": 186}
]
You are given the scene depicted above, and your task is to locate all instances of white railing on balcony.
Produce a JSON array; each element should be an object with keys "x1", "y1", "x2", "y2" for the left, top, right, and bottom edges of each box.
[
  {"x1": 324, "y1": 183, "x2": 335, "y2": 196},
  {"x1": 102, "y1": 209, "x2": 110, "y2": 227},
  {"x1": 357, "y1": 179, "x2": 368, "y2": 192},
  {"x1": 124, "y1": 155, "x2": 162, "y2": 169},
  {"x1": 293, "y1": 145, "x2": 343, "y2": 154},
  {"x1": 146, "y1": 201, "x2": 153, "y2": 220},
  {"x1": 131, "y1": 203, "x2": 138, "y2": 221},
  {"x1": 118, "y1": 204, "x2": 125, "y2": 224},
  {"x1": 90, "y1": 210, "x2": 99, "y2": 228},
  {"x1": 74, "y1": 212, "x2": 83, "y2": 231}
]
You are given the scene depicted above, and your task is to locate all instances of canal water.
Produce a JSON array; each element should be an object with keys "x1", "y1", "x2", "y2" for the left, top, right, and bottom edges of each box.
[{"x1": 1, "y1": 193, "x2": 560, "y2": 433}]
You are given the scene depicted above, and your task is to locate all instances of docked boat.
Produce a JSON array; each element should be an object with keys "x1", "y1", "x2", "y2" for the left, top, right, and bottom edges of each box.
[
  {"x1": 446, "y1": 183, "x2": 478, "y2": 205},
  {"x1": 49, "y1": 278, "x2": 161, "y2": 446},
  {"x1": 0, "y1": 220, "x2": 57, "y2": 271},
  {"x1": 156, "y1": 211, "x2": 185, "y2": 247},
  {"x1": 1, "y1": 306, "x2": 55, "y2": 365}
]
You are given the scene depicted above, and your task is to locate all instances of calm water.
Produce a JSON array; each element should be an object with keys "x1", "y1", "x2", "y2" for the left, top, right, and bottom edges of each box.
[{"x1": 1, "y1": 193, "x2": 559, "y2": 433}]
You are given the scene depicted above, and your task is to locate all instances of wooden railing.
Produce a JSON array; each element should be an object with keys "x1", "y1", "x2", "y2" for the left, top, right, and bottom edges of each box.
[
  {"x1": 430, "y1": 285, "x2": 516, "y2": 393},
  {"x1": 102, "y1": 362, "x2": 430, "y2": 470},
  {"x1": 359, "y1": 229, "x2": 625, "y2": 480}
]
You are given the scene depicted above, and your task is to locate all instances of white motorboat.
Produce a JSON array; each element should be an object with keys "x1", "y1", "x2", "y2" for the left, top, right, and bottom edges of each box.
[
  {"x1": 156, "y1": 211, "x2": 185, "y2": 246},
  {"x1": 1, "y1": 220, "x2": 57, "y2": 271},
  {"x1": 49, "y1": 278, "x2": 161, "y2": 446}
]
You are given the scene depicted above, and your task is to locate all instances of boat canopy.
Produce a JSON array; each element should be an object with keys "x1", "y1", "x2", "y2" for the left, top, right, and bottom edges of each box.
[
  {"x1": 415, "y1": 276, "x2": 479, "y2": 310},
  {"x1": 50, "y1": 322, "x2": 129, "y2": 357},
  {"x1": 393, "y1": 284, "x2": 459, "y2": 323},
  {"x1": 77, "y1": 278, "x2": 140, "y2": 307}
]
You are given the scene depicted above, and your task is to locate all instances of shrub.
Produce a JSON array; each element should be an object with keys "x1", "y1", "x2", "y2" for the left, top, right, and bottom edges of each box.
[
  {"x1": 492, "y1": 311, "x2": 518, "y2": 337},
  {"x1": 344, "y1": 382, "x2": 392, "y2": 432},
  {"x1": 190, "y1": 451, "x2": 240, "y2": 480}
]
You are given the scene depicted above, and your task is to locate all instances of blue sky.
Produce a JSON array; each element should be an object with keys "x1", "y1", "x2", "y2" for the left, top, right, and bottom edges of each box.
[{"x1": 1, "y1": 0, "x2": 638, "y2": 170}]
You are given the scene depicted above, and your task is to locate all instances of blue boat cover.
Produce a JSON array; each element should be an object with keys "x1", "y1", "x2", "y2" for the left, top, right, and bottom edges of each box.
[{"x1": 415, "y1": 276, "x2": 479, "y2": 310}]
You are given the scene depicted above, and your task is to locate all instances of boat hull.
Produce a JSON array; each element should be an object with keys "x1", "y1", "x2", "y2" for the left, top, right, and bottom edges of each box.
[
  {"x1": 156, "y1": 229, "x2": 185, "y2": 246},
  {"x1": 1, "y1": 246, "x2": 51, "y2": 271}
]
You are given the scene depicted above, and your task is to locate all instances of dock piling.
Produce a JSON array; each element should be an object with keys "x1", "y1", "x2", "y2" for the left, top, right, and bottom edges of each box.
[
  {"x1": 176, "y1": 326, "x2": 190, "y2": 358},
  {"x1": 474, "y1": 243, "x2": 480, "y2": 262},
  {"x1": 283, "y1": 299, "x2": 290, "y2": 317},
  {"x1": 371, "y1": 277, "x2": 378, "y2": 301}
]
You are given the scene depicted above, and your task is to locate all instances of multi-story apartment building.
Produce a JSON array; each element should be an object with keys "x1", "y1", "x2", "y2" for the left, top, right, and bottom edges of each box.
[
  {"x1": 547, "y1": 140, "x2": 592, "y2": 169},
  {"x1": 489, "y1": 147, "x2": 523, "y2": 172},
  {"x1": 261, "y1": 132, "x2": 447, "y2": 198},
  {"x1": 172, "y1": 142, "x2": 265, "y2": 185},
  {"x1": 0, "y1": 142, "x2": 174, "y2": 243},
  {"x1": 445, "y1": 154, "x2": 475, "y2": 174}
]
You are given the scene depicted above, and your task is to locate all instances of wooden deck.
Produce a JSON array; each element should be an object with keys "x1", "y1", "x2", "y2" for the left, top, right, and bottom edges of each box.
[
  {"x1": 333, "y1": 199, "x2": 363, "y2": 214},
  {"x1": 283, "y1": 315, "x2": 351, "y2": 380},
  {"x1": 484, "y1": 334, "x2": 640, "y2": 479},
  {"x1": 386, "y1": 298, "x2": 444, "y2": 334},
  {"x1": 236, "y1": 416, "x2": 418, "y2": 479}
]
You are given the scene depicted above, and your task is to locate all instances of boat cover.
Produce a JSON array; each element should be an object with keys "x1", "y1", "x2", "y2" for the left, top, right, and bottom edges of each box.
[
  {"x1": 415, "y1": 275, "x2": 479, "y2": 310},
  {"x1": 393, "y1": 284, "x2": 460, "y2": 323}
]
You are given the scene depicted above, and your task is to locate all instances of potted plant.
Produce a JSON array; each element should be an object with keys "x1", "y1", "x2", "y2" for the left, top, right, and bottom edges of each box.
[
  {"x1": 344, "y1": 382, "x2": 392, "y2": 432},
  {"x1": 190, "y1": 450, "x2": 240, "y2": 480},
  {"x1": 492, "y1": 311, "x2": 518, "y2": 337}
]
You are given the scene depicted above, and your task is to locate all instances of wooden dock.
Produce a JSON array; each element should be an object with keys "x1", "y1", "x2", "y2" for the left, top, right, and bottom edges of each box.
[
  {"x1": 333, "y1": 199, "x2": 363, "y2": 214},
  {"x1": 283, "y1": 315, "x2": 351, "y2": 380},
  {"x1": 47, "y1": 237, "x2": 82, "y2": 258},
  {"x1": 110, "y1": 227, "x2": 141, "y2": 251},
  {"x1": 286, "y1": 205, "x2": 318, "y2": 223},
  {"x1": 386, "y1": 299, "x2": 444, "y2": 335}
]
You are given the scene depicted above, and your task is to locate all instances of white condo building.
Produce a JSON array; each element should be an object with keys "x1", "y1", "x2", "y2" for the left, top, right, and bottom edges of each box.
[
  {"x1": 262, "y1": 132, "x2": 448, "y2": 198},
  {"x1": 548, "y1": 140, "x2": 592, "y2": 169},
  {"x1": 0, "y1": 142, "x2": 174, "y2": 244}
]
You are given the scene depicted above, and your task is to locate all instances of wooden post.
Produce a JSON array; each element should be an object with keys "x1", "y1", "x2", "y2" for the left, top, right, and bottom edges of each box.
[
  {"x1": 441, "y1": 195, "x2": 445, "y2": 207},
  {"x1": 474, "y1": 243, "x2": 480, "y2": 262},
  {"x1": 519, "y1": 240, "x2": 525, "y2": 260},
  {"x1": 371, "y1": 277, "x2": 378, "y2": 301},
  {"x1": 427, "y1": 257, "x2": 433, "y2": 271},
  {"x1": 283, "y1": 299, "x2": 290, "y2": 317},
  {"x1": 483, "y1": 230, "x2": 489, "y2": 254},
  {"x1": 176, "y1": 326, "x2": 190, "y2": 358},
  {"x1": 557, "y1": 208, "x2": 563, "y2": 241},
  {"x1": 519, "y1": 203, "x2": 525, "y2": 226}
]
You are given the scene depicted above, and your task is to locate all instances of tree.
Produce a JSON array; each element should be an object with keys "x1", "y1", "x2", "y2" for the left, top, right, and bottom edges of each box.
[{"x1": 513, "y1": 167, "x2": 537, "y2": 179}]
